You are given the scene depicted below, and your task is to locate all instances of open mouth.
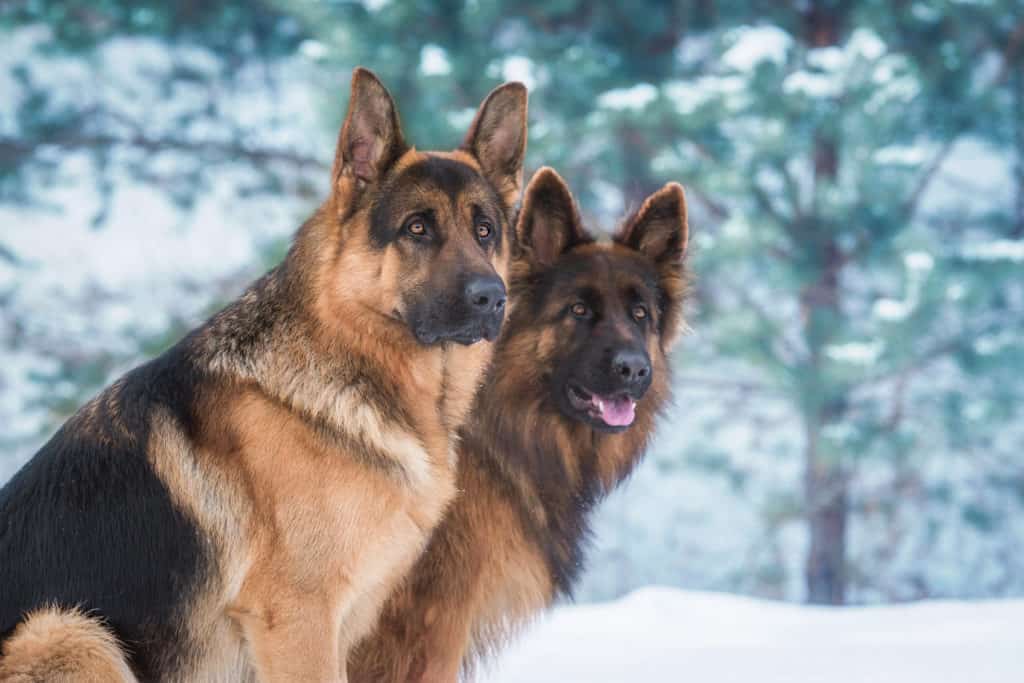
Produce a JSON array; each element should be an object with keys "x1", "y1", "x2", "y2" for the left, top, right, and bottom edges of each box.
[{"x1": 566, "y1": 383, "x2": 637, "y2": 428}]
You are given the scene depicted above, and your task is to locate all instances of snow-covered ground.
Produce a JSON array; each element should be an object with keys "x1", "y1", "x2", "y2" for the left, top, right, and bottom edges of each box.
[{"x1": 487, "y1": 588, "x2": 1023, "y2": 682}]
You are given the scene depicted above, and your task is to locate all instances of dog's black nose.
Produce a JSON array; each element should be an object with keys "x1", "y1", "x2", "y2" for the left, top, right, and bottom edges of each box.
[
  {"x1": 611, "y1": 348, "x2": 651, "y2": 386},
  {"x1": 464, "y1": 275, "x2": 506, "y2": 315}
]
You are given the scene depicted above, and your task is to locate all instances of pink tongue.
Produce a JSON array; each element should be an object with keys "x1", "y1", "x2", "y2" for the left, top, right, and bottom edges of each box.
[{"x1": 597, "y1": 395, "x2": 636, "y2": 427}]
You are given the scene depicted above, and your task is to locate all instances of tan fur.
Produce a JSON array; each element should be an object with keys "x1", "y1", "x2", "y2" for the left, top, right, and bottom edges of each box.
[
  {"x1": 0, "y1": 608, "x2": 137, "y2": 683},
  {"x1": 352, "y1": 462, "x2": 553, "y2": 683},
  {"x1": 221, "y1": 374, "x2": 457, "y2": 663}
]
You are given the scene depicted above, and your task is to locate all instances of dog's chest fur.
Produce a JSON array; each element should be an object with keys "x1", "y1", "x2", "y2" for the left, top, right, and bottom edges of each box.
[{"x1": 161, "y1": 271, "x2": 489, "y2": 679}]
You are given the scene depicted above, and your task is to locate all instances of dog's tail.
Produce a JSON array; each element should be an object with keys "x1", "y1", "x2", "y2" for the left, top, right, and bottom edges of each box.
[{"x1": 0, "y1": 607, "x2": 137, "y2": 682}]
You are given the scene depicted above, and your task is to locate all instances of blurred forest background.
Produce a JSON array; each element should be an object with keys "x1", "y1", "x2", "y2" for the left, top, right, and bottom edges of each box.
[{"x1": 2, "y1": 0, "x2": 1022, "y2": 606}]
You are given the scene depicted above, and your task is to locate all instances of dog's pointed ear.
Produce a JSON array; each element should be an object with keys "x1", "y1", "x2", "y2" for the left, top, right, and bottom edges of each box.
[
  {"x1": 462, "y1": 82, "x2": 528, "y2": 207},
  {"x1": 616, "y1": 182, "x2": 689, "y2": 264},
  {"x1": 516, "y1": 167, "x2": 590, "y2": 266},
  {"x1": 332, "y1": 68, "x2": 408, "y2": 196},
  {"x1": 617, "y1": 182, "x2": 690, "y2": 350}
]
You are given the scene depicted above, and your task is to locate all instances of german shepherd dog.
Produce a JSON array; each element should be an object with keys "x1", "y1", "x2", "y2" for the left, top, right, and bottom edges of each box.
[
  {"x1": 0, "y1": 68, "x2": 527, "y2": 682},
  {"x1": 349, "y1": 168, "x2": 690, "y2": 682}
]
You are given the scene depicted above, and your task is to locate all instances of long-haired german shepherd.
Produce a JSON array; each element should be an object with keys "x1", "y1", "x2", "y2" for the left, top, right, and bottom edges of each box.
[
  {"x1": 350, "y1": 168, "x2": 690, "y2": 681},
  {"x1": 0, "y1": 69, "x2": 527, "y2": 682}
]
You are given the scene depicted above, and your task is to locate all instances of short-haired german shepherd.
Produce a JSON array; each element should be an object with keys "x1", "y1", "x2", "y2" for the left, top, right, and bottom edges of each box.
[
  {"x1": 0, "y1": 68, "x2": 527, "y2": 682},
  {"x1": 350, "y1": 168, "x2": 690, "y2": 681}
]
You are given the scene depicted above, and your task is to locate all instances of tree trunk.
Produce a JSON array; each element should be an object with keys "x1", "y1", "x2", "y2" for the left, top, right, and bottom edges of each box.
[
  {"x1": 803, "y1": 411, "x2": 848, "y2": 604},
  {"x1": 800, "y1": 242, "x2": 849, "y2": 605},
  {"x1": 1013, "y1": 62, "x2": 1024, "y2": 238},
  {"x1": 800, "y1": 0, "x2": 849, "y2": 605},
  {"x1": 619, "y1": 122, "x2": 660, "y2": 211}
]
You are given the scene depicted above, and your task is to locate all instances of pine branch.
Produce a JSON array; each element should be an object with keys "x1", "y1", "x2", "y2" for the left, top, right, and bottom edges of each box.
[
  {"x1": 900, "y1": 18, "x2": 1024, "y2": 225},
  {"x1": 674, "y1": 374, "x2": 785, "y2": 395},
  {"x1": 0, "y1": 134, "x2": 328, "y2": 172},
  {"x1": 852, "y1": 315, "x2": 1011, "y2": 389}
]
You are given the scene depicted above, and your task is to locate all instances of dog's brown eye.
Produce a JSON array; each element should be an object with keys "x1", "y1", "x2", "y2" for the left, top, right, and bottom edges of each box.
[
  {"x1": 476, "y1": 222, "x2": 492, "y2": 239},
  {"x1": 407, "y1": 221, "x2": 426, "y2": 236},
  {"x1": 571, "y1": 302, "x2": 588, "y2": 317},
  {"x1": 633, "y1": 305, "x2": 648, "y2": 320}
]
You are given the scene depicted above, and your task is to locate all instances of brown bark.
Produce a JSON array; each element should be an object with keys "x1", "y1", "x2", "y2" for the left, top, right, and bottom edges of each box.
[
  {"x1": 803, "y1": 414, "x2": 848, "y2": 605},
  {"x1": 801, "y1": 379, "x2": 850, "y2": 604},
  {"x1": 618, "y1": 123, "x2": 661, "y2": 211}
]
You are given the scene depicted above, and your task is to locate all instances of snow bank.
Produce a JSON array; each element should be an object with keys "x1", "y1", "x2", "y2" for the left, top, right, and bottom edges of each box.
[{"x1": 487, "y1": 587, "x2": 1023, "y2": 682}]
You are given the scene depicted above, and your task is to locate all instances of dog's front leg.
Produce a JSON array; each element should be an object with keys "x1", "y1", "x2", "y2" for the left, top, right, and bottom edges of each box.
[
  {"x1": 407, "y1": 605, "x2": 473, "y2": 683},
  {"x1": 234, "y1": 589, "x2": 345, "y2": 683}
]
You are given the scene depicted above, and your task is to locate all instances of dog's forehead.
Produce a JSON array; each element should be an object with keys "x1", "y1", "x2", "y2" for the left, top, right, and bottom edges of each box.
[
  {"x1": 386, "y1": 153, "x2": 495, "y2": 207},
  {"x1": 553, "y1": 246, "x2": 660, "y2": 297}
]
